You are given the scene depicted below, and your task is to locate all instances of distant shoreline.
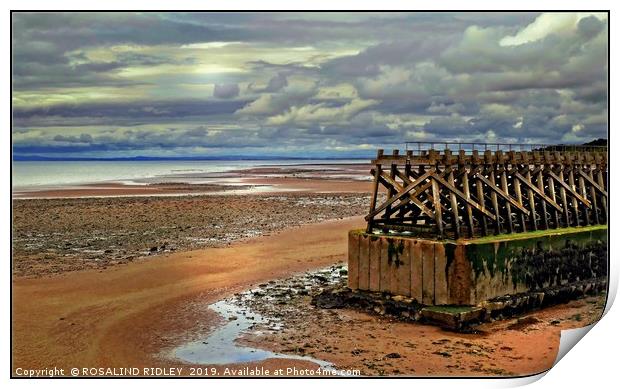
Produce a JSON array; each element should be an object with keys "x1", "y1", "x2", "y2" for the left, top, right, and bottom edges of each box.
[
  {"x1": 12, "y1": 156, "x2": 372, "y2": 162},
  {"x1": 12, "y1": 162, "x2": 372, "y2": 199}
]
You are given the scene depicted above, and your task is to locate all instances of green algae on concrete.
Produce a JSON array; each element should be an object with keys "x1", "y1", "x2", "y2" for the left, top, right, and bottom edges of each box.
[
  {"x1": 359, "y1": 225, "x2": 607, "y2": 244},
  {"x1": 464, "y1": 225, "x2": 607, "y2": 245},
  {"x1": 422, "y1": 305, "x2": 477, "y2": 314},
  {"x1": 420, "y1": 305, "x2": 485, "y2": 328},
  {"x1": 463, "y1": 225, "x2": 607, "y2": 292}
]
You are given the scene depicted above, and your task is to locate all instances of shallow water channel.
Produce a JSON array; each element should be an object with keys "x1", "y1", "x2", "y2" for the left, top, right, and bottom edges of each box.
[{"x1": 174, "y1": 294, "x2": 335, "y2": 370}]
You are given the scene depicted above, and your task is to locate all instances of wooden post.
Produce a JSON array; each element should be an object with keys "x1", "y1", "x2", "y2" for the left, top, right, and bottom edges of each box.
[
  {"x1": 476, "y1": 169, "x2": 489, "y2": 236},
  {"x1": 568, "y1": 167, "x2": 580, "y2": 226},
  {"x1": 578, "y1": 167, "x2": 591, "y2": 225},
  {"x1": 547, "y1": 169, "x2": 561, "y2": 228},
  {"x1": 597, "y1": 169, "x2": 608, "y2": 223},
  {"x1": 446, "y1": 161, "x2": 461, "y2": 239},
  {"x1": 366, "y1": 149, "x2": 383, "y2": 233},
  {"x1": 537, "y1": 169, "x2": 549, "y2": 230},
  {"x1": 558, "y1": 168, "x2": 571, "y2": 226},
  {"x1": 431, "y1": 177, "x2": 443, "y2": 238},
  {"x1": 588, "y1": 167, "x2": 600, "y2": 225},
  {"x1": 525, "y1": 169, "x2": 538, "y2": 231},
  {"x1": 461, "y1": 168, "x2": 475, "y2": 237},
  {"x1": 484, "y1": 151, "x2": 501, "y2": 235},
  {"x1": 383, "y1": 149, "x2": 400, "y2": 233},
  {"x1": 488, "y1": 170, "x2": 502, "y2": 234},
  {"x1": 499, "y1": 154, "x2": 513, "y2": 234}
]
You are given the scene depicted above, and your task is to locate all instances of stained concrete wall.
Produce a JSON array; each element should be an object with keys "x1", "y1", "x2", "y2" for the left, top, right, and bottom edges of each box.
[
  {"x1": 348, "y1": 226, "x2": 607, "y2": 306},
  {"x1": 348, "y1": 232, "x2": 450, "y2": 305}
]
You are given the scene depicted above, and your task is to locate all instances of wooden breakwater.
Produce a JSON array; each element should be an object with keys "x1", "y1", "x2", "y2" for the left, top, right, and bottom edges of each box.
[{"x1": 366, "y1": 142, "x2": 608, "y2": 239}]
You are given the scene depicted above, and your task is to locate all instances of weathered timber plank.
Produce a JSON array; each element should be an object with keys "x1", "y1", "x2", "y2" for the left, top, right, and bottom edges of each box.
[
  {"x1": 475, "y1": 174, "x2": 489, "y2": 235},
  {"x1": 375, "y1": 174, "x2": 436, "y2": 220},
  {"x1": 366, "y1": 165, "x2": 382, "y2": 232},
  {"x1": 597, "y1": 169, "x2": 608, "y2": 222},
  {"x1": 547, "y1": 172, "x2": 561, "y2": 228},
  {"x1": 525, "y1": 170, "x2": 538, "y2": 231},
  {"x1": 365, "y1": 170, "x2": 433, "y2": 220},
  {"x1": 588, "y1": 169, "x2": 600, "y2": 224},
  {"x1": 567, "y1": 168, "x2": 581, "y2": 226},
  {"x1": 537, "y1": 169, "x2": 549, "y2": 229},
  {"x1": 431, "y1": 173, "x2": 497, "y2": 220},
  {"x1": 475, "y1": 172, "x2": 530, "y2": 216},
  {"x1": 578, "y1": 170, "x2": 591, "y2": 225},
  {"x1": 557, "y1": 169, "x2": 571, "y2": 226},
  {"x1": 548, "y1": 170, "x2": 591, "y2": 208},
  {"x1": 513, "y1": 171, "x2": 563, "y2": 212},
  {"x1": 461, "y1": 168, "x2": 475, "y2": 237},
  {"x1": 500, "y1": 168, "x2": 514, "y2": 233},
  {"x1": 513, "y1": 170, "x2": 528, "y2": 232},
  {"x1": 447, "y1": 169, "x2": 461, "y2": 239},
  {"x1": 487, "y1": 170, "x2": 502, "y2": 234},
  {"x1": 578, "y1": 169, "x2": 608, "y2": 197},
  {"x1": 431, "y1": 178, "x2": 444, "y2": 238}
]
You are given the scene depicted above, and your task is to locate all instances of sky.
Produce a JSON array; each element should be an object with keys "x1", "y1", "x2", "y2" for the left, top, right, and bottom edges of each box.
[{"x1": 12, "y1": 12, "x2": 608, "y2": 159}]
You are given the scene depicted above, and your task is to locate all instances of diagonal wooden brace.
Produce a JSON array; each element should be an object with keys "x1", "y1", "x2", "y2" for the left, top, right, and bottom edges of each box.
[
  {"x1": 474, "y1": 172, "x2": 531, "y2": 215},
  {"x1": 513, "y1": 172, "x2": 563, "y2": 212},
  {"x1": 547, "y1": 170, "x2": 592, "y2": 208},
  {"x1": 430, "y1": 173, "x2": 497, "y2": 221},
  {"x1": 365, "y1": 170, "x2": 435, "y2": 220},
  {"x1": 577, "y1": 170, "x2": 608, "y2": 197}
]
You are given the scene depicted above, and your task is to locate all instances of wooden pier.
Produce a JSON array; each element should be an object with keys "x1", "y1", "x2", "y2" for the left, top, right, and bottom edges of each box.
[{"x1": 366, "y1": 142, "x2": 608, "y2": 239}]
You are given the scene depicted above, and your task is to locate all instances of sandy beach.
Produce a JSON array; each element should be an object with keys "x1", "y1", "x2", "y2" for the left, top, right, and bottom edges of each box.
[
  {"x1": 11, "y1": 163, "x2": 605, "y2": 377},
  {"x1": 12, "y1": 216, "x2": 365, "y2": 373}
]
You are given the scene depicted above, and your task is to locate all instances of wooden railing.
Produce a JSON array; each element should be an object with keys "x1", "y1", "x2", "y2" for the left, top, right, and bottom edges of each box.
[{"x1": 366, "y1": 145, "x2": 608, "y2": 239}]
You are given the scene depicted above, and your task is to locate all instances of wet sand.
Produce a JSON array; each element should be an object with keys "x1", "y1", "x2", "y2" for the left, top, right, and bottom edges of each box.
[
  {"x1": 11, "y1": 182, "x2": 255, "y2": 199},
  {"x1": 232, "y1": 266, "x2": 605, "y2": 377},
  {"x1": 13, "y1": 193, "x2": 368, "y2": 277},
  {"x1": 12, "y1": 217, "x2": 365, "y2": 374},
  {"x1": 12, "y1": 163, "x2": 372, "y2": 199}
]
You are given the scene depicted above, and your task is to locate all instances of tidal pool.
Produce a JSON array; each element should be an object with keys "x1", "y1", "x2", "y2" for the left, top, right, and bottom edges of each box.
[{"x1": 174, "y1": 299, "x2": 335, "y2": 370}]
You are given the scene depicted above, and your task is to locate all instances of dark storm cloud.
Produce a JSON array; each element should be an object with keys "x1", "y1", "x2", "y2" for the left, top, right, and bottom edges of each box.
[
  {"x1": 13, "y1": 100, "x2": 248, "y2": 125},
  {"x1": 11, "y1": 12, "x2": 608, "y2": 157},
  {"x1": 213, "y1": 83, "x2": 240, "y2": 99}
]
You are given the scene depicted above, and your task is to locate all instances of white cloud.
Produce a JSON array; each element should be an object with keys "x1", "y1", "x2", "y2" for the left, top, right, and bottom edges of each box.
[
  {"x1": 500, "y1": 12, "x2": 607, "y2": 46},
  {"x1": 572, "y1": 123, "x2": 584, "y2": 133},
  {"x1": 266, "y1": 98, "x2": 378, "y2": 127},
  {"x1": 513, "y1": 117, "x2": 523, "y2": 129}
]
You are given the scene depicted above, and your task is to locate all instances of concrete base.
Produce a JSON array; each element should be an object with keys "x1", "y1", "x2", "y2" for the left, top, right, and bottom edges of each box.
[
  {"x1": 348, "y1": 225, "x2": 607, "y2": 306},
  {"x1": 313, "y1": 278, "x2": 606, "y2": 330}
]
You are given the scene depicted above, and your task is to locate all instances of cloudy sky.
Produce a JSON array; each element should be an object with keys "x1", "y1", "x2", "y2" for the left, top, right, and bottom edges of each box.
[{"x1": 12, "y1": 12, "x2": 608, "y2": 158}]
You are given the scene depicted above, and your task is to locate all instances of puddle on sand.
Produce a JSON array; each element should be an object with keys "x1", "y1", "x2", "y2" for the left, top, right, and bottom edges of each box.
[{"x1": 173, "y1": 299, "x2": 335, "y2": 371}]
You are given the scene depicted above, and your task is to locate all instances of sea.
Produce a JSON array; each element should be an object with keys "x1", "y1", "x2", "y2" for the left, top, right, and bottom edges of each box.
[{"x1": 12, "y1": 159, "x2": 366, "y2": 190}]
